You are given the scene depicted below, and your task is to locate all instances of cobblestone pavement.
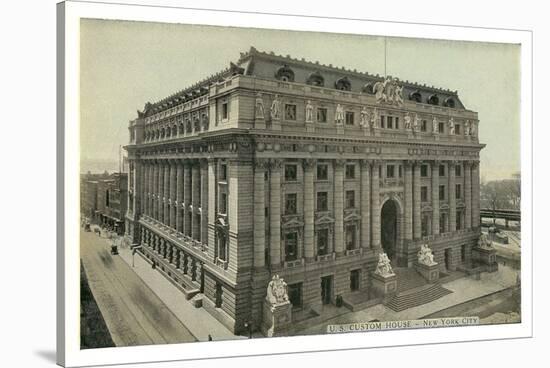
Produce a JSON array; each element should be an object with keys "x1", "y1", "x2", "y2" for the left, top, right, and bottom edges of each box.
[{"x1": 80, "y1": 229, "x2": 197, "y2": 347}]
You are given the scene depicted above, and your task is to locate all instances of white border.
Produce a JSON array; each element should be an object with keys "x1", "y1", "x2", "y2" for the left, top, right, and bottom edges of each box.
[{"x1": 60, "y1": 1, "x2": 533, "y2": 367}]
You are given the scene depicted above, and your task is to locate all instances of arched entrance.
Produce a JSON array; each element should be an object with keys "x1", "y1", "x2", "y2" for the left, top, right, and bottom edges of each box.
[{"x1": 381, "y1": 199, "x2": 398, "y2": 261}]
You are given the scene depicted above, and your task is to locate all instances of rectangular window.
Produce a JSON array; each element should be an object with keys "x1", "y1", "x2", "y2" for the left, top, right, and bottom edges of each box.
[
  {"x1": 345, "y1": 111, "x2": 355, "y2": 125},
  {"x1": 439, "y1": 164, "x2": 445, "y2": 177},
  {"x1": 350, "y1": 270, "x2": 360, "y2": 291},
  {"x1": 421, "y1": 186, "x2": 428, "y2": 202},
  {"x1": 317, "y1": 228, "x2": 329, "y2": 255},
  {"x1": 457, "y1": 211, "x2": 463, "y2": 230},
  {"x1": 422, "y1": 215, "x2": 429, "y2": 237},
  {"x1": 395, "y1": 117, "x2": 400, "y2": 129},
  {"x1": 387, "y1": 116, "x2": 393, "y2": 129},
  {"x1": 456, "y1": 184, "x2": 462, "y2": 199},
  {"x1": 421, "y1": 164, "x2": 428, "y2": 177},
  {"x1": 317, "y1": 192, "x2": 328, "y2": 212},
  {"x1": 455, "y1": 165, "x2": 462, "y2": 177},
  {"x1": 288, "y1": 283, "x2": 303, "y2": 308},
  {"x1": 284, "y1": 104, "x2": 297, "y2": 120},
  {"x1": 285, "y1": 193, "x2": 297, "y2": 215},
  {"x1": 440, "y1": 213, "x2": 447, "y2": 233},
  {"x1": 222, "y1": 102, "x2": 228, "y2": 120},
  {"x1": 438, "y1": 122, "x2": 445, "y2": 133},
  {"x1": 317, "y1": 164, "x2": 328, "y2": 180},
  {"x1": 386, "y1": 164, "x2": 395, "y2": 178},
  {"x1": 345, "y1": 225, "x2": 356, "y2": 250},
  {"x1": 439, "y1": 185, "x2": 446, "y2": 201},
  {"x1": 421, "y1": 120, "x2": 428, "y2": 132},
  {"x1": 381, "y1": 115, "x2": 386, "y2": 128},
  {"x1": 284, "y1": 164, "x2": 297, "y2": 181},
  {"x1": 399, "y1": 165, "x2": 403, "y2": 178},
  {"x1": 455, "y1": 124, "x2": 461, "y2": 135},
  {"x1": 345, "y1": 164, "x2": 356, "y2": 179},
  {"x1": 317, "y1": 107, "x2": 327, "y2": 123},
  {"x1": 219, "y1": 192, "x2": 228, "y2": 214},
  {"x1": 285, "y1": 232, "x2": 298, "y2": 262},
  {"x1": 220, "y1": 163, "x2": 227, "y2": 181},
  {"x1": 345, "y1": 190, "x2": 355, "y2": 209}
]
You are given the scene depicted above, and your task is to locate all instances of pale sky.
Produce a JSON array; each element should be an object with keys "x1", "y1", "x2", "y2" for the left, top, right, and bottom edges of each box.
[{"x1": 80, "y1": 19, "x2": 521, "y2": 181}]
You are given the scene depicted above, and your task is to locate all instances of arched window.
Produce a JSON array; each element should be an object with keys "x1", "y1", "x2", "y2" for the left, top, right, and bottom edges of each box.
[
  {"x1": 172, "y1": 125, "x2": 177, "y2": 136},
  {"x1": 409, "y1": 91, "x2": 422, "y2": 103},
  {"x1": 443, "y1": 97, "x2": 456, "y2": 108},
  {"x1": 160, "y1": 128, "x2": 165, "y2": 139},
  {"x1": 275, "y1": 65, "x2": 295, "y2": 82},
  {"x1": 335, "y1": 77, "x2": 351, "y2": 91},
  {"x1": 306, "y1": 71, "x2": 324, "y2": 87},
  {"x1": 362, "y1": 83, "x2": 374, "y2": 94},
  {"x1": 178, "y1": 123, "x2": 184, "y2": 135},
  {"x1": 186, "y1": 120, "x2": 192, "y2": 133},
  {"x1": 165, "y1": 127, "x2": 171, "y2": 138},
  {"x1": 427, "y1": 94, "x2": 440, "y2": 105}
]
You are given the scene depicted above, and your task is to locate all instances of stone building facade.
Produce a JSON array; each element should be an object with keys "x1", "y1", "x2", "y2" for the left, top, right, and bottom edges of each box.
[{"x1": 124, "y1": 47, "x2": 483, "y2": 334}]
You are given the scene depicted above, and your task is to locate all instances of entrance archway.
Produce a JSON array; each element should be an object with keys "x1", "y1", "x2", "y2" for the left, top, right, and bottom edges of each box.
[{"x1": 381, "y1": 199, "x2": 398, "y2": 261}]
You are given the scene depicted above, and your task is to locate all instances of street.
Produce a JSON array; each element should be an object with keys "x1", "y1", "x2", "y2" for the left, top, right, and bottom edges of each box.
[{"x1": 80, "y1": 228, "x2": 197, "y2": 347}]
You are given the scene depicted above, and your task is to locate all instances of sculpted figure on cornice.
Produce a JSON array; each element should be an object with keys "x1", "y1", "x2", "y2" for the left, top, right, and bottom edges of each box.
[
  {"x1": 371, "y1": 108, "x2": 379, "y2": 128},
  {"x1": 305, "y1": 100, "x2": 314, "y2": 123},
  {"x1": 413, "y1": 113, "x2": 420, "y2": 132},
  {"x1": 465, "y1": 120, "x2": 471, "y2": 136},
  {"x1": 360, "y1": 106, "x2": 370, "y2": 128},
  {"x1": 255, "y1": 92, "x2": 265, "y2": 119},
  {"x1": 270, "y1": 94, "x2": 281, "y2": 120},
  {"x1": 335, "y1": 104, "x2": 345, "y2": 125},
  {"x1": 432, "y1": 116, "x2": 438, "y2": 134},
  {"x1": 470, "y1": 121, "x2": 477, "y2": 137},
  {"x1": 374, "y1": 77, "x2": 404, "y2": 106},
  {"x1": 448, "y1": 117, "x2": 455, "y2": 135},
  {"x1": 404, "y1": 112, "x2": 412, "y2": 130}
]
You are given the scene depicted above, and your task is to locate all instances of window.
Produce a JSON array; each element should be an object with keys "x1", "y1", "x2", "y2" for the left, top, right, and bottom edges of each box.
[
  {"x1": 457, "y1": 211, "x2": 463, "y2": 230},
  {"x1": 395, "y1": 117, "x2": 400, "y2": 129},
  {"x1": 439, "y1": 164, "x2": 445, "y2": 177},
  {"x1": 421, "y1": 164, "x2": 428, "y2": 177},
  {"x1": 317, "y1": 228, "x2": 329, "y2": 255},
  {"x1": 222, "y1": 102, "x2": 228, "y2": 120},
  {"x1": 387, "y1": 116, "x2": 393, "y2": 129},
  {"x1": 317, "y1": 164, "x2": 328, "y2": 180},
  {"x1": 455, "y1": 124, "x2": 461, "y2": 135},
  {"x1": 421, "y1": 120, "x2": 428, "y2": 132},
  {"x1": 455, "y1": 165, "x2": 462, "y2": 177},
  {"x1": 284, "y1": 164, "x2": 297, "y2": 181},
  {"x1": 219, "y1": 192, "x2": 228, "y2": 214},
  {"x1": 288, "y1": 283, "x2": 303, "y2": 308},
  {"x1": 421, "y1": 186, "x2": 428, "y2": 202},
  {"x1": 461, "y1": 244, "x2": 467, "y2": 262},
  {"x1": 345, "y1": 190, "x2": 355, "y2": 209},
  {"x1": 317, "y1": 108, "x2": 327, "y2": 123},
  {"x1": 345, "y1": 111, "x2": 355, "y2": 125},
  {"x1": 422, "y1": 215, "x2": 430, "y2": 237},
  {"x1": 346, "y1": 225, "x2": 356, "y2": 250},
  {"x1": 350, "y1": 270, "x2": 360, "y2": 291},
  {"x1": 345, "y1": 164, "x2": 356, "y2": 179},
  {"x1": 284, "y1": 104, "x2": 297, "y2": 120},
  {"x1": 439, "y1": 185, "x2": 446, "y2": 201},
  {"x1": 438, "y1": 122, "x2": 445, "y2": 133},
  {"x1": 386, "y1": 165, "x2": 395, "y2": 178},
  {"x1": 456, "y1": 184, "x2": 462, "y2": 199},
  {"x1": 217, "y1": 233, "x2": 227, "y2": 261},
  {"x1": 215, "y1": 282, "x2": 223, "y2": 308},
  {"x1": 381, "y1": 115, "x2": 386, "y2": 128},
  {"x1": 105, "y1": 189, "x2": 110, "y2": 207},
  {"x1": 399, "y1": 165, "x2": 403, "y2": 178},
  {"x1": 285, "y1": 193, "x2": 297, "y2": 215},
  {"x1": 317, "y1": 192, "x2": 328, "y2": 211},
  {"x1": 440, "y1": 213, "x2": 448, "y2": 233},
  {"x1": 220, "y1": 163, "x2": 228, "y2": 181},
  {"x1": 285, "y1": 232, "x2": 298, "y2": 262}
]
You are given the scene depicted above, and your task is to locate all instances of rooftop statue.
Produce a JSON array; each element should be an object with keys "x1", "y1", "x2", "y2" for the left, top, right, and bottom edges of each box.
[
  {"x1": 371, "y1": 108, "x2": 379, "y2": 128},
  {"x1": 266, "y1": 275, "x2": 289, "y2": 305},
  {"x1": 305, "y1": 100, "x2": 314, "y2": 123},
  {"x1": 335, "y1": 104, "x2": 345, "y2": 125},
  {"x1": 270, "y1": 94, "x2": 280, "y2": 120},
  {"x1": 404, "y1": 112, "x2": 412, "y2": 130},
  {"x1": 417, "y1": 244, "x2": 437, "y2": 266},
  {"x1": 448, "y1": 117, "x2": 455, "y2": 135},
  {"x1": 413, "y1": 113, "x2": 420, "y2": 132},
  {"x1": 432, "y1": 116, "x2": 438, "y2": 134},
  {"x1": 465, "y1": 120, "x2": 471, "y2": 136},
  {"x1": 374, "y1": 77, "x2": 404, "y2": 106},
  {"x1": 255, "y1": 92, "x2": 265, "y2": 119},
  {"x1": 375, "y1": 252, "x2": 395, "y2": 277},
  {"x1": 360, "y1": 106, "x2": 370, "y2": 128}
]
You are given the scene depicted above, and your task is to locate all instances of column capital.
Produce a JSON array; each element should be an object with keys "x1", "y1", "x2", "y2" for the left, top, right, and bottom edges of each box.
[
  {"x1": 199, "y1": 158, "x2": 209, "y2": 169},
  {"x1": 368, "y1": 159, "x2": 382, "y2": 168},
  {"x1": 254, "y1": 158, "x2": 270, "y2": 170},
  {"x1": 334, "y1": 158, "x2": 347, "y2": 169},
  {"x1": 432, "y1": 159, "x2": 441, "y2": 166},
  {"x1": 360, "y1": 159, "x2": 371, "y2": 169},
  {"x1": 270, "y1": 158, "x2": 284, "y2": 170},
  {"x1": 301, "y1": 158, "x2": 316, "y2": 170},
  {"x1": 447, "y1": 160, "x2": 459, "y2": 167}
]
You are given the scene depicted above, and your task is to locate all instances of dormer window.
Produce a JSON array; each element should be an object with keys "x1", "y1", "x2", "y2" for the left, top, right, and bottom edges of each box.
[
  {"x1": 306, "y1": 71, "x2": 324, "y2": 87},
  {"x1": 428, "y1": 94, "x2": 440, "y2": 105},
  {"x1": 409, "y1": 91, "x2": 422, "y2": 103},
  {"x1": 444, "y1": 97, "x2": 456, "y2": 108},
  {"x1": 335, "y1": 77, "x2": 351, "y2": 91},
  {"x1": 362, "y1": 83, "x2": 374, "y2": 94},
  {"x1": 275, "y1": 65, "x2": 295, "y2": 82}
]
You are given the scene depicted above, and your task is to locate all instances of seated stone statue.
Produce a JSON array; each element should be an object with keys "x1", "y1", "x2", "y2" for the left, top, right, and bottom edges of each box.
[
  {"x1": 375, "y1": 252, "x2": 395, "y2": 277},
  {"x1": 417, "y1": 244, "x2": 437, "y2": 266},
  {"x1": 478, "y1": 233, "x2": 493, "y2": 249},
  {"x1": 266, "y1": 275, "x2": 289, "y2": 305}
]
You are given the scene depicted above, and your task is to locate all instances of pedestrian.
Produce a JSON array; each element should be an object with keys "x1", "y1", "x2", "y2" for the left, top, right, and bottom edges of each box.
[{"x1": 208, "y1": 334, "x2": 212, "y2": 341}]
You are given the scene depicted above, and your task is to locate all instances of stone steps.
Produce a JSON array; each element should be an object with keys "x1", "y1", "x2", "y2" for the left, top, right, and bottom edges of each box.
[
  {"x1": 386, "y1": 283, "x2": 453, "y2": 312},
  {"x1": 394, "y1": 268, "x2": 427, "y2": 292}
]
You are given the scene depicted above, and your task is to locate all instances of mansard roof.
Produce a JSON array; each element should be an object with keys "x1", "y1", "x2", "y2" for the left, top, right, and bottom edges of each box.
[{"x1": 140, "y1": 46, "x2": 465, "y2": 117}]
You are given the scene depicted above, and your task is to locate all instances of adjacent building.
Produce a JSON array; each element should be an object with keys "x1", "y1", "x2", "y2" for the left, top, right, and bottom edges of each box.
[{"x1": 124, "y1": 47, "x2": 484, "y2": 334}]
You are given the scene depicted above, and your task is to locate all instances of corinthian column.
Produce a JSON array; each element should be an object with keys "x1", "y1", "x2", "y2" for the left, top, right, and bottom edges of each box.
[
  {"x1": 334, "y1": 159, "x2": 345, "y2": 256},
  {"x1": 471, "y1": 161, "x2": 481, "y2": 227},
  {"x1": 464, "y1": 161, "x2": 472, "y2": 229},
  {"x1": 253, "y1": 159, "x2": 268, "y2": 269},
  {"x1": 432, "y1": 161, "x2": 440, "y2": 235},
  {"x1": 158, "y1": 162, "x2": 164, "y2": 223},
  {"x1": 176, "y1": 161, "x2": 184, "y2": 233},
  {"x1": 269, "y1": 159, "x2": 282, "y2": 267},
  {"x1": 404, "y1": 160, "x2": 413, "y2": 241},
  {"x1": 163, "y1": 161, "x2": 170, "y2": 225},
  {"x1": 191, "y1": 161, "x2": 200, "y2": 241},
  {"x1": 413, "y1": 161, "x2": 422, "y2": 239},
  {"x1": 360, "y1": 160, "x2": 371, "y2": 249},
  {"x1": 183, "y1": 161, "x2": 192, "y2": 237},
  {"x1": 371, "y1": 161, "x2": 381, "y2": 249},
  {"x1": 153, "y1": 161, "x2": 160, "y2": 220},
  {"x1": 449, "y1": 161, "x2": 457, "y2": 232},
  {"x1": 200, "y1": 159, "x2": 209, "y2": 245},
  {"x1": 303, "y1": 158, "x2": 315, "y2": 261},
  {"x1": 169, "y1": 161, "x2": 177, "y2": 229}
]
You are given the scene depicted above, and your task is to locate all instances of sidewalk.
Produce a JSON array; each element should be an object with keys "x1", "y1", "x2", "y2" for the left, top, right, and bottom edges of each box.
[{"x1": 117, "y1": 243, "x2": 243, "y2": 342}]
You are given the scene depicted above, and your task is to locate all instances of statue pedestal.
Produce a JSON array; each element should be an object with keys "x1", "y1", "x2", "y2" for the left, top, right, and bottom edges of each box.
[
  {"x1": 336, "y1": 125, "x2": 344, "y2": 135},
  {"x1": 271, "y1": 118, "x2": 281, "y2": 131},
  {"x1": 373, "y1": 128, "x2": 381, "y2": 137},
  {"x1": 261, "y1": 300, "x2": 292, "y2": 337},
  {"x1": 255, "y1": 117, "x2": 266, "y2": 129},
  {"x1": 363, "y1": 127, "x2": 371, "y2": 136},
  {"x1": 472, "y1": 247, "x2": 498, "y2": 273},
  {"x1": 415, "y1": 262, "x2": 440, "y2": 283},
  {"x1": 305, "y1": 121, "x2": 315, "y2": 133},
  {"x1": 407, "y1": 131, "x2": 414, "y2": 139},
  {"x1": 371, "y1": 273, "x2": 397, "y2": 301}
]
